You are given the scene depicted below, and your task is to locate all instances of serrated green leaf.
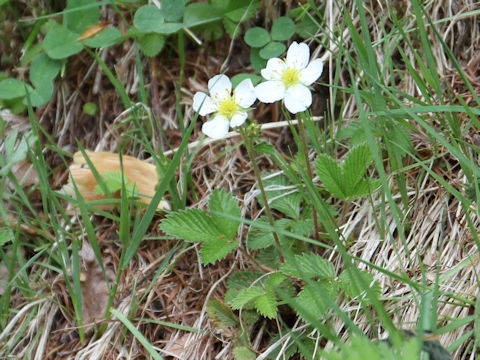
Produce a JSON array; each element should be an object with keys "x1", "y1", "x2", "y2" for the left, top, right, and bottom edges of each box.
[
  {"x1": 271, "y1": 16, "x2": 295, "y2": 41},
  {"x1": 244, "y1": 27, "x2": 270, "y2": 48},
  {"x1": 30, "y1": 53, "x2": 60, "y2": 89},
  {"x1": 339, "y1": 268, "x2": 379, "y2": 300},
  {"x1": 43, "y1": 25, "x2": 83, "y2": 59},
  {"x1": 183, "y1": 3, "x2": 222, "y2": 27},
  {"x1": 233, "y1": 346, "x2": 256, "y2": 360},
  {"x1": 343, "y1": 143, "x2": 372, "y2": 190},
  {"x1": 207, "y1": 299, "x2": 239, "y2": 327},
  {"x1": 281, "y1": 253, "x2": 336, "y2": 280},
  {"x1": 64, "y1": 0, "x2": 100, "y2": 34},
  {"x1": 247, "y1": 217, "x2": 291, "y2": 250},
  {"x1": 200, "y1": 238, "x2": 238, "y2": 265},
  {"x1": 231, "y1": 286, "x2": 264, "y2": 309},
  {"x1": 316, "y1": 154, "x2": 346, "y2": 198},
  {"x1": 134, "y1": 5, "x2": 165, "y2": 33},
  {"x1": 160, "y1": 209, "x2": 223, "y2": 242},
  {"x1": 296, "y1": 282, "x2": 335, "y2": 320},
  {"x1": 265, "y1": 272, "x2": 286, "y2": 288},
  {"x1": 225, "y1": 271, "x2": 262, "y2": 304},
  {"x1": 139, "y1": 33, "x2": 166, "y2": 57},
  {"x1": 255, "y1": 291, "x2": 277, "y2": 318},
  {"x1": 260, "y1": 174, "x2": 302, "y2": 218},
  {"x1": 82, "y1": 26, "x2": 122, "y2": 48},
  {"x1": 259, "y1": 41, "x2": 286, "y2": 60},
  {"x1": 209, "y1": 189, "x2": 241, "y2": 239},
  {"x1": 0, "y1": 79, "x2": 33, "y2": 100}
]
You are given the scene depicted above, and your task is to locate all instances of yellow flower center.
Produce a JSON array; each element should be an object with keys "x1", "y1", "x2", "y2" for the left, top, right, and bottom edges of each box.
[
  {"x1": 217, "y1": 96, "x2": 238, "y2": 119},
  {"x1": 281, "y1": 67, "x2": 300, "y2": 88}
]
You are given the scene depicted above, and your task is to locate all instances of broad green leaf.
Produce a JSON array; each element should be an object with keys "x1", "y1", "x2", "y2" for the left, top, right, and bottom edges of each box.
[
  {"x1": 207, "y1": 299, "x2": 239, "y2": 327},
  {"x1": 209, "y1": 189, "x2": 241, "y2": 239},
  {"x1": 0, "y1": 230, "x2": 12, "y2": 246},
  {"x1": 200, "y1": 238, "x2": 239, "y2": 265},
  {"x1": 223, "y1": 0, "x2": 259, "y2": 22},
  {"x1": 151, "y1": 23, "x2": 183, "y2": 35},
  {"x1": 43, "y1": 25, "x2": 83, "y2": 59},
  {"x1": 159, "y1": 0, "x2": 185, "y2": 21},
  {"x1": 231, "y1": 73, "x2": 262, "y2": 88},
  {"x1": 255, "y1": 291, "x2": 277, "y2": 318},
  {"x1": 23, "y1": 83, "x2": 54, "y2": 107},
  {"x1": 250, "y1": 47, "x2": 267, "y2": 73},
  {"x1": 183, "y1": 3, "x2": 222, "y2": 27},
  {"x1": 29, "y1": 53, "x2": 60, "y2": 89},
  {"x1": 271, "y1": 16, "x2": 295, "y2": 41},
  {"x1": 316, "y1": 154, "x2": 346, "y2": 198},
  {"x1": 259, "y1": 41, "x2": 286, "y2": 60},
  {"x1": 225, "y1": 271, "x2": 262, "y2": 303},
  {"x1": 0, "y1": 79, "x2": 33, "y2": 100},
  {"x1": 343, "y1": 143, "x2": 372, "y2": 190},
  {"x1": 160, "y1": 209, "x2": 222, "y2": 243},
  {"x1": 244, "y1": 27, "x2": 270, "y2": 48},
  {"x1": 82, "y1": 26, "x2": 122, "y2": 48},
  {"x1": 231, "y1": 286, "x2": 264, "y2": 309},
  {"x1": 139, "y1": 33, "x2": 166, "y2": 57},
  {"x1": 64, "y1": 0, "x2": 100, "y2": 34},
  {"x1": 281, "y1": 253, "x2": 336, "y2": 280},
  {"x1": 134, "y1": 5, "x2": 165, "y2": 33}
]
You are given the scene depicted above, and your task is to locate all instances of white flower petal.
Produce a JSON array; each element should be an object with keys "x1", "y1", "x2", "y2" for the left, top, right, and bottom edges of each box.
[
  {"x1": 286, "y1": 42, "x2": 310, "y2": 70},
  {"x1": 193, "y1": 92, "x2": 217, "y2": 116},
  {"x1": 284, "y1": 84, "x2": 312, "y2": 114},
  {"x1": 208, "y1": 74, "x2": 232, "y2": 102},
  {"x1": 230, "y1": 112, "x2": 247, "y2": 127},
  {"x1": 233, "y1": 79, "x2": 256, "y2": 108},
  {"x1": 202, "y1": 115, "x2": 230, "y2": 139},
  {"x1": 255, "y1": 81, "x2": 286, "y2": 104},
  {"x1": 299, "y1": 59, "x2": 323, "y2": 86},
  {"x1": 261, "y1": 58, "x2": 286, "y2": 80}
]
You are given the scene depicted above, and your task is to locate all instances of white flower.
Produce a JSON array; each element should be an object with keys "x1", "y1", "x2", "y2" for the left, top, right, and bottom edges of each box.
[
  {"x1": 255, "y1": 41, "x2": 323, "y2": 114},
  {"x1": 193, "y1": 74, "x2": 256, "y2": 139}
]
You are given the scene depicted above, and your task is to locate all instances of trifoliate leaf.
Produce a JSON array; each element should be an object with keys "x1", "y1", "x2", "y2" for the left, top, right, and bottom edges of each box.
[
  {"x1": 30, "y1": 53, "x2": 61, "y2": 89},
  {"x1": 231, "y1": 286, "x2": 264, "y2": 309},
  {"x1": 255, "y1": 291, "x2": 277, "y2": 318},
  {"x1": 200, "y1": 238, "x2": 239, "y2": 265},
  {"x1": 281, "y1": 253, "x2": 336, "y2": 280},
  {"x1": 259, "y1": 41, "x2": 286, "y2": 60},
  {"x1": 64, "y1": 0, "x2": 100, "y2": 34},
  {"x1": 139, "y1": 33, "x2": 165, "y2": 57},
  {"x1": 0, "y1": 79, "x2": 33, "y2": 100},
  {"x1": 244, "y1": 27, "x2": 270, "y2": 48},
  {"x1": 134, "y1": 5, "x2": 165, "y2": 33},
  {"x1": 207, "y1": 299, "x2": 239, "y2": 327},
  {"x1": 209, "y1": 189, "x2": 241, "y2": 239},
  {"x1": 160, "y1": 209, "x2": 223, "y2": 243},
  {"x1": 247, "y1": 217, "x2": 291, "y2": 250}
]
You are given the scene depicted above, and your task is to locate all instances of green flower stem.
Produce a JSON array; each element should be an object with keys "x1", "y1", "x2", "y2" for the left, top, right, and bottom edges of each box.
[
  {"x1": 240, "y1": 127, "x2": 285, "y2": 263},
  {"x1": 297, "y1": 112, "x2": 321, "y2": 242}
]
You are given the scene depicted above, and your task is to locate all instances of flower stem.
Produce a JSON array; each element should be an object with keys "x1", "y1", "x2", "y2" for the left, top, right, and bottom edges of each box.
[
  {"x1": 297, "y1": 113, "x2": 321, "y2": 242},
  {"x1": 240, "y1": 127, "x2": 285, "y2": 263}
]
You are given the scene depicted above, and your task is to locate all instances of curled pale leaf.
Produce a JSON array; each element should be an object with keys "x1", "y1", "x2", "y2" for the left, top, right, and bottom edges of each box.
[{"x1": 61, "y1": 151, "x2": 170, "y2": 211}]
